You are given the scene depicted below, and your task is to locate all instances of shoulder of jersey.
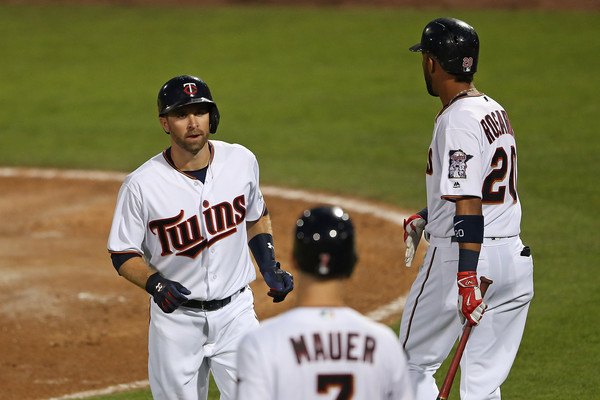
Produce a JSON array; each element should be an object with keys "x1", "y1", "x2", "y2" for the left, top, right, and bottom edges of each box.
[
  {"x1": 211, "y1": 140, "x2": 253, "y2": 153},
  {"x1": 440, "y1": 95, "x2": 495, "y2": 126},
  {"x1": 241, "y1": 310, "x2": 294, "y2": 342},
  {"x1": 453, "y1": 94, "x2": 500, "y2": 112},
  {"x1": 121, "y1": 152, "x2": 166, "y2": 186},
  {"x1": 210, "y1": 140, "x2": 257, "y2": 162}
]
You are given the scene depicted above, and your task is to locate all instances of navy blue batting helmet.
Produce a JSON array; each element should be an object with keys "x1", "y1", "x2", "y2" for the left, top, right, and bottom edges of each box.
[
  {"x1": 410, "y1": 17, "x2": 479, "y2": 75},
  {"x1": 157, "y1": 75, "x2": 220, "y2": 134},
  {"x1": 293, "y1": 206, "x2": 358, "y2": 278}
]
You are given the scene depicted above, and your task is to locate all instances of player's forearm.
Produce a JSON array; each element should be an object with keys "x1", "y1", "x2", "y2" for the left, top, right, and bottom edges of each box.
[
  {"x1": 454, "y1": 197, "x2": 483, "y2": 274},
  {"x1": 118, "y1": 256, "x2": 156, "y2": 290},
  {"x1": 247, "y1": 213, "x2": 273, "y2": 239}
]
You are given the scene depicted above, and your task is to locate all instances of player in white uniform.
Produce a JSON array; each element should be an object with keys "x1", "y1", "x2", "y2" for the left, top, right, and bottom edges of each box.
[
  {"x1": 107, "y1": 75, "x2": 293, "y2": 400},
  {"x1": 399, "y1": 19, "x2": 534, "y2": 399},
  {"x1": 236, "y1": 206, "x2": 416, "y2": 400}
]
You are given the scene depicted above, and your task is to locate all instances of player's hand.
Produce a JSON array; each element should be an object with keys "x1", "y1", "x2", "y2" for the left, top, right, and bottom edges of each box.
[
  {"x1": 261, "y1": 262, "x2": 294, "y2": 303},
  {"x1": 145, "y1": 272, "x2": 191, "y2": 313},
  {"x1": 457, "y1": 271, "x2": 487, "y2": 325},
  {"x1": 403, "y1": 214, "x2": 426, "y2": 267}
]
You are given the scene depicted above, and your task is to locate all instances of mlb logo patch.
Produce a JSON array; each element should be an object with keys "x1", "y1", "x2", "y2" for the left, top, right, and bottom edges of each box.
[{"x1": 448, "y1": 149, "x2": 473, "y2": 179}]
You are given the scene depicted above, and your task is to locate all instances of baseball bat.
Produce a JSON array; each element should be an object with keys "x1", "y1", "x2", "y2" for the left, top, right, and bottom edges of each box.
[{"x1": 436, "y1": 276, "x2": 493, "y2": 400}]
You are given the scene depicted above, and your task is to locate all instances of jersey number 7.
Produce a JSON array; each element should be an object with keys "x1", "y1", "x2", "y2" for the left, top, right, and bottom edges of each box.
[{"x1": 317, "y1": 374, "x2": 353, "y2": 400}]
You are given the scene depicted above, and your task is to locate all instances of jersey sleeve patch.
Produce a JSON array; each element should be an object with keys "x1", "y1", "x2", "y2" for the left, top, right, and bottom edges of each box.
[{"x1": 448, "y1": 149, "x2": 473, "y2": 179}]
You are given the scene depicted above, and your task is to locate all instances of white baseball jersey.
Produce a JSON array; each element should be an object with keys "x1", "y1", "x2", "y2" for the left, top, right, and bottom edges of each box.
[
  {"x1": 107, "y1": 140, "x2": 265, "y2": 300},
  {"x1": 236, "y1": 307, "x2": 415, "y2": 400},
  {"x1": 425, "y1": 93, "x2": 522, "y2": 238},
  {"x1": 400, "y1": 93, "x2": 534, "y2": 399}
]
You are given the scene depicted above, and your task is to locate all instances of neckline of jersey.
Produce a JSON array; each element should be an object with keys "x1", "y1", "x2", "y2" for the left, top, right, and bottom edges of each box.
[
  {"x1": 162, "y1": 141, "x2": 214, "y2": 181},
  {"x1": 435, "y1": 92, "x2": 486, "y2": 122}
]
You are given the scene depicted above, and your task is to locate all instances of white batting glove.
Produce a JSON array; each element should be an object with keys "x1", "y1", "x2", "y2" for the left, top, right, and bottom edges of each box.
[{"x1": 403, "y1": 214, "x2": 426, "y2": 267}]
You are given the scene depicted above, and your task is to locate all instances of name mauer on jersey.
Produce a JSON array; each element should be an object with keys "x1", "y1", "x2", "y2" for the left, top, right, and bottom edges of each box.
[
  {"x1": 148, "y1": 194, "x2": 247, "y2": 259},
  {"x1": 290, "y1": 331, "x2": 376, "y2": 365},
  {"x1": 480, "y1": 108, "x2": 514, "y2": 144}
]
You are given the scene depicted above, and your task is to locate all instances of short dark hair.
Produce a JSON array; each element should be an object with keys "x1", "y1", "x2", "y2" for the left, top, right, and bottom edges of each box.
[{"x1": 454, "y1": 74, "x2": 474, "y2": 83}]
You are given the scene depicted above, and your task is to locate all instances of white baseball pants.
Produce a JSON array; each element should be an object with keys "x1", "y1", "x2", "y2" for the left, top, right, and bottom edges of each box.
[
  {"x1": 399, "y1": 235, "x2": 534, "y2": 400},
  {"x1": 148, "y1": 287, "x2": 259, "y2": 400}
]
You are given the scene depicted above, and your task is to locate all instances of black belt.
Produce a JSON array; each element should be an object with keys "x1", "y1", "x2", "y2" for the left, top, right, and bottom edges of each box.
[
  {"x1": 449, "y1": 236, "x2": 515, "y2": 242},
  {"x1": 184, "y1": 287, "x2": 245, "y2": 311}
]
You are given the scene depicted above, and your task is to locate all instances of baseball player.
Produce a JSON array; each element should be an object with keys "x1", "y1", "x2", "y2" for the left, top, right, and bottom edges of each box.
[
  {"x1": 235, "y1": 206, "x2": 416, "y2": 400},
  {"x1": 399, "y1": 18, "x2": 535, "y2": 399},
  {"x1": 107, "y1": 75, "x2": 293, "y2": 400}
]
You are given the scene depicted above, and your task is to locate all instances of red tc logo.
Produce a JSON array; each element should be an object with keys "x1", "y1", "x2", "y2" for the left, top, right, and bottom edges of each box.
[{"x1": 183, "y1": 82, "x2": 198, "y2": 95}]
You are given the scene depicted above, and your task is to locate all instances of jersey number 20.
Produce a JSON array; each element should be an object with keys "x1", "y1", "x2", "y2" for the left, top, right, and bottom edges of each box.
[{"x1": 482, "y1": 146, "x2": 518, "y2": 204}]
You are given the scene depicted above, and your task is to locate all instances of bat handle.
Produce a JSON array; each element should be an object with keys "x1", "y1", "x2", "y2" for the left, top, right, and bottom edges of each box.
[
  {"x1": 479, "y1": 276, "x2": 493, "y2": 296},
  {"x1": 436, "y1": 276, "x2": 493, "y2": 400}
]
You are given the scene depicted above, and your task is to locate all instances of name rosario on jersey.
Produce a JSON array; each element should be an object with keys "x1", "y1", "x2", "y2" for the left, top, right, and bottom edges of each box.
[
  {"x1": 148, "y1": 194, "x2": 246, "y2": 258},
  {"x1": 480, "y1": 108, "x2": 514, "y2": 145},
  {"x1": 290, "y1": 331, "x2": 376, "y2": 365}
]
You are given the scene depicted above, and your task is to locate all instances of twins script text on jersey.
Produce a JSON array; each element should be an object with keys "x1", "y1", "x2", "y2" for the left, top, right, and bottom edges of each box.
[{"x1": 149, "y1": 195, "x2": 247, "y2": 258}]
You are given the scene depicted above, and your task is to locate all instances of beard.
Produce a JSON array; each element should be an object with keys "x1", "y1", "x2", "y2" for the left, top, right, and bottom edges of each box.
[
  {"x1": 171, "y1": 131, "x2": 208, "y2": 156},
  {"x1": 424, "y1": 70, "x2": 437, "y2": 97}
]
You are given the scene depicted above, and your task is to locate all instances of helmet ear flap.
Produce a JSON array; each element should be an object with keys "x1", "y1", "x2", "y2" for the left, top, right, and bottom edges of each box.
[{"x1": 209, "y1": 106, "x2": 220, "y2": 134}]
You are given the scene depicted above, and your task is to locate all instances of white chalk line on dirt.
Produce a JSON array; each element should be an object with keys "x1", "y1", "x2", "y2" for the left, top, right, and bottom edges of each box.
[
  {"x1": 0, "y1": 167, "x2": 410, "y2": 399},
  {"x1": 45, "y1": 381, "x2": 151, "y2": 400}
]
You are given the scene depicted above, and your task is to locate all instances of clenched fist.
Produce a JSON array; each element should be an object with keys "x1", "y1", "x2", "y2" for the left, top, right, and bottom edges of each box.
[{"x1": 457, "y1": 271, "x2": 487, "y2": 325}]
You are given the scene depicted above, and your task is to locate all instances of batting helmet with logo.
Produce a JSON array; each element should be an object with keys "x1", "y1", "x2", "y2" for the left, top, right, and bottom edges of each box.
[
  {"x1": 293, "y1": 206, "x2": 358, "y2": 278},
  {"x1": 409, "y1": 17, "x2": 479, "y2": 75},
  {"x1": 157, "y1": 75, "x2": 220, "y2": 134}
]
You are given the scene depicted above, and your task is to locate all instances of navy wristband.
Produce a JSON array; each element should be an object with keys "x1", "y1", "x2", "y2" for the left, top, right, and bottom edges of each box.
[
  {"x1": 453, "y1": 215, "x2": 484, "y2": 243},
  {"x1": 248, "y1": 233, "x2": 276, "y2": 272},
  {"x1": 458, "y1": 248, "x2": 480, "y2": 272}
]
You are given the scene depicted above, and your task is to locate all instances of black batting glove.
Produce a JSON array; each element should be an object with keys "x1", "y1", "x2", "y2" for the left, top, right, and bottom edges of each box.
[
  {"x1": 261, "y1": 262, "x2": 294, "y2": 303},
  {"x1": 145, "y1": 272, "x2": 191, "y2": 313}
]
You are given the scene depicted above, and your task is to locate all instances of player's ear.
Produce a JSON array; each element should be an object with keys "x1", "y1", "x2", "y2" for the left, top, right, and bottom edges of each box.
[
  {"x1": 425, "y1": 54, "x2": 437, "y2": 74},
  {"x1": 159, "y1": 116, "x2": 170, "y2": 135}
]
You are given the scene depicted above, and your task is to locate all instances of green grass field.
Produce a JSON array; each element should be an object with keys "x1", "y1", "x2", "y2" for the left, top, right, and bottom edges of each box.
[{"x1": 1, "y1": 3, "x2": 598, "y2": 399}]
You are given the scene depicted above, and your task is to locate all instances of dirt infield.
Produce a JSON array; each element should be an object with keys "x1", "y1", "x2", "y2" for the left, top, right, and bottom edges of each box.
[{"x1": 0, "y1": 169, "x2": 424, "y2": 399}]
